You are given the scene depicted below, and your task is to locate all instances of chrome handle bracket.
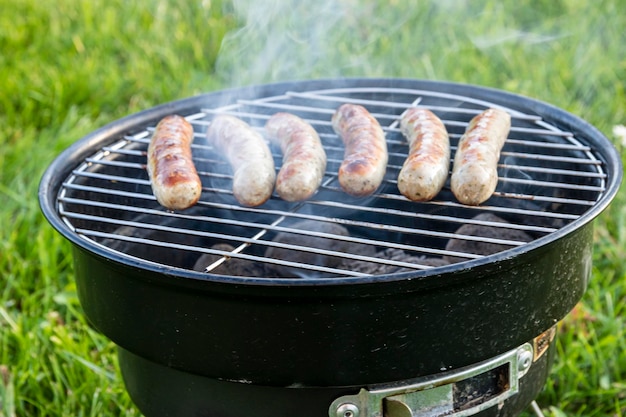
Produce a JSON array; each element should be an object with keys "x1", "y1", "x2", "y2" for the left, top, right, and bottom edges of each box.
[{"x1": 330, "y1": 343, "x2": 534, "y2": 417}]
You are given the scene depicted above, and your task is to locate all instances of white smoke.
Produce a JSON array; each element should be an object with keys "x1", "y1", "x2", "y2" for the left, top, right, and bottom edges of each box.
[{"x1": 214, "y1": 0, "x2": 412, "y2": 86}]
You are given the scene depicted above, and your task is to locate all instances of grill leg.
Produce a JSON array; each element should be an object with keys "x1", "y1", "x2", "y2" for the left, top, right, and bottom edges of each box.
[{"x1": 530, "y1": 400, "x2": 546, "y2": 417}]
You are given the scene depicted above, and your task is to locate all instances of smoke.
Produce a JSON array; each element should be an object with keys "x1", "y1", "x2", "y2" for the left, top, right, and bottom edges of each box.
[
  {"x1": 213, "y1": 0, "x2": 411, "y2": 86},
  {"x1": 214, "y1": 0, "x2": 348, "y2": 85},
  {"x1": 469, "y1": 29, "x2": 568, "y2": 49},
  {"x1": 210, "y1": 0, "x2": 603, "y2": 99}
]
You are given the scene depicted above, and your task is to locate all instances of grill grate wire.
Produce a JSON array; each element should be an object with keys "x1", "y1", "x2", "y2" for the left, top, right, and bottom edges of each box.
[{"x1": 57, "y1": 86, "x2": 607, "y2": 277}]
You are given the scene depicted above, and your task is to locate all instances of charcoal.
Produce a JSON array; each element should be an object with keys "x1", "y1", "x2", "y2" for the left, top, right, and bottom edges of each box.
[
  {"x1": 264, "y1": 220, "x2": 376, "y2": 278},
  {"x1": 197, "y1": 220, "x2": 454, "y2": 278},
  {"x1": 343, "y1": 248, "x2": 449, "y2": 275},
  {"x1": 443, "y1": 213, "x2": 533, "y2": 264}
]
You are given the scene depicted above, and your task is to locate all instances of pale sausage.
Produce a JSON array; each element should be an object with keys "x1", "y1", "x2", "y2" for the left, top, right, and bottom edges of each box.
[
  {"x1": 451, "y1": 108, "x2": 511, "y2": 205},
  {"x1": 398, "y1": 108, "x2": 450, "y2": 201},
  {"x1": 265, "y1": 112, "x2": 327, "y2": 202},
  {"x1": 331, "y1": 104, "x2": 388, "y2": 197},
  {"x1": 206, "y1": 115, "x2": 276, "y2": 207}
]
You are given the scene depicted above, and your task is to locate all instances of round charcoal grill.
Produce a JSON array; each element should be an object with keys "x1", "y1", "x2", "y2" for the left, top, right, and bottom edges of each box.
[{"x1": 39, "y1": 79, "x2": 621, "y2": 417}]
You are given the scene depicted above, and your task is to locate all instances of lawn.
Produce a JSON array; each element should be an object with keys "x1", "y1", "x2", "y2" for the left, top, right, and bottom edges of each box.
[{"x1": 1, "y1": 0, "x2": 624, "y2": 416}]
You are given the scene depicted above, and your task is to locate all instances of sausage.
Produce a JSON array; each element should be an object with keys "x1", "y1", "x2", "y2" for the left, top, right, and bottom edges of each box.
[
  {"x1": 147, "y1": 114, "x2": 202, "y2": 210},
  {"x1": 265, "y1": 112, "x2": 327, "y2": 202},
  {"x1": 206, "y1": 114, "x2": 276, "y2": 207},
  {"x1": 331, "y1": 104, "x2": 388, "y2": 197},
  {"x1": 398, "y1": 108, "x2": 450, "y2": 201},
  {"x1": 450, "y1": 108, "x2": 511, "y2": 205}
]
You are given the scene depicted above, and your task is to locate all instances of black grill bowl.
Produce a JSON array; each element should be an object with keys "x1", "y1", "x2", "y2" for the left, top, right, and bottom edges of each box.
[{"x1": 39, "y1": 78, "x2": 622, "y2": 417}]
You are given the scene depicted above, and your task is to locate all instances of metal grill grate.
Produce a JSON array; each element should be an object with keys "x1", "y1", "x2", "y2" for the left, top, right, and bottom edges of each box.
[{"x1": 56, "y1": 85, "x2": 607, "y2": 278}]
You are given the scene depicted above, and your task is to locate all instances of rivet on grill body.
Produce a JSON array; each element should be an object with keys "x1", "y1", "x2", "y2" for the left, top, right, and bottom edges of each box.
[
  {"x1": 517, "y1": 346, "x2": 534, "y2": 374},
  {"x1": 335, "y1": 403, "x2": 360, "y2": 417}
]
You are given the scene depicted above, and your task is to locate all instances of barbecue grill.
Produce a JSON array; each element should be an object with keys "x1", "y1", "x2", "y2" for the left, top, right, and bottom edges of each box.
[{"x1": 39, "y1": 78, "x2": 622, "y2": 417}]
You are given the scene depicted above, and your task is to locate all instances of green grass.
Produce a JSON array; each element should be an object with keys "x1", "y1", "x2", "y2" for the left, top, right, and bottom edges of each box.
[{"x1": 1, "y1": 0, "x2": 624, "y2": 416}]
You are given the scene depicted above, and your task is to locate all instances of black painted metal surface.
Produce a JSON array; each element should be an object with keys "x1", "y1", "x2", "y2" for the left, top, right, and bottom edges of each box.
[{"x1": 39, "y1": 78, "x2": 622, "y2": 416}]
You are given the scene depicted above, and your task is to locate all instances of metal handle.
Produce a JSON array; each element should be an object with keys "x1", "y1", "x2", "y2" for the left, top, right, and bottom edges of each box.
[{"x1": 329, "y1": 343, "x2": 534, "y2": 417}]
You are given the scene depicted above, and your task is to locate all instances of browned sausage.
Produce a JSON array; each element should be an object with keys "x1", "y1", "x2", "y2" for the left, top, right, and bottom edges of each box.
[
  {"x1": 451, "y1": 108, "x2": 511, "y2": 205},
  {"x1": 265, "y1": 112, "x2": 327, "y2": 202},
  {"x1": 331, "y1": 104, "x2": 388, "y2": 197},
  {"x1": 398, "y1": 108, "x2": 450, "y2": 201},
  {"x1": 147, "y1": 115, "x2": 202, "y2": 210},
  {"x1": 206, "y1": 114, "x2": 276, "y2": 207}
]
